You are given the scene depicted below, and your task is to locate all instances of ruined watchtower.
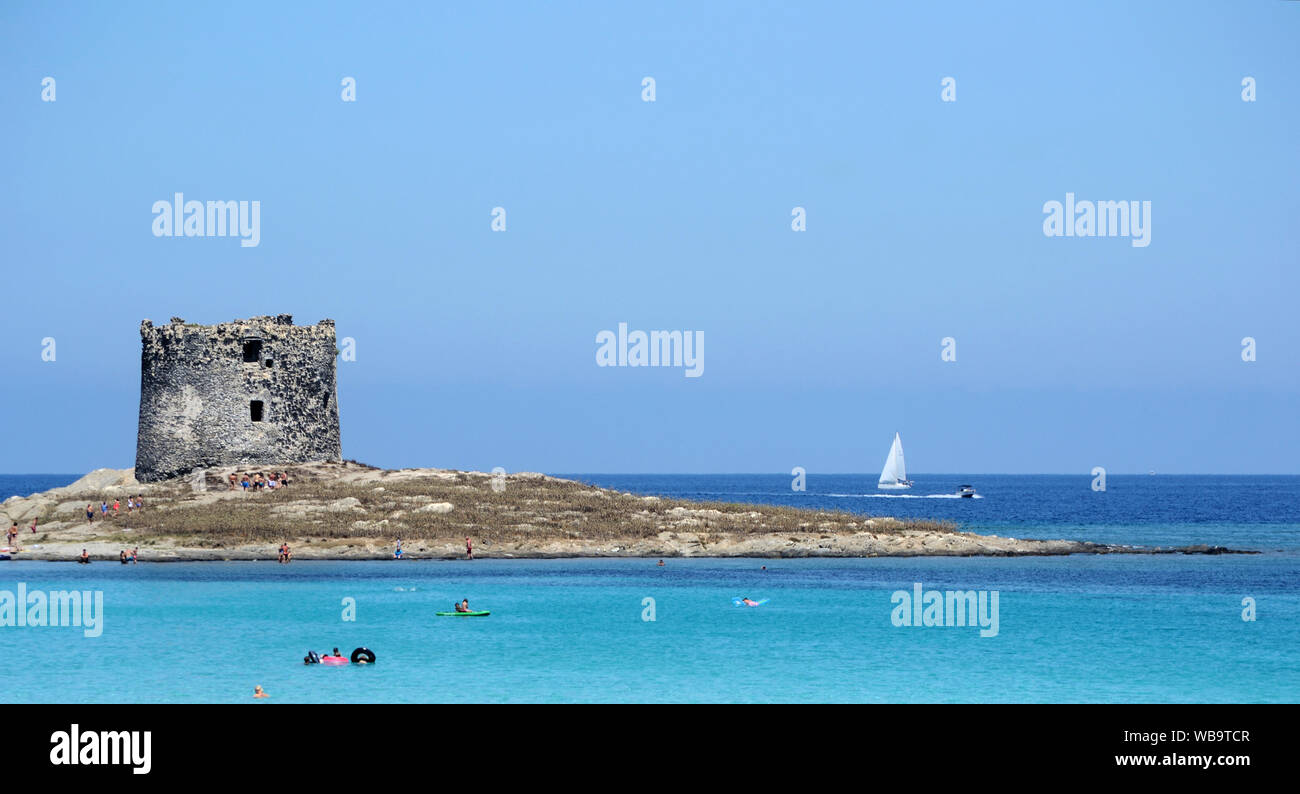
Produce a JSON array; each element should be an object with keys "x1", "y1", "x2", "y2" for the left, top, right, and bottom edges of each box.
[{"x1": 134, "y1": 315, "x2": 342, "y2": 482}]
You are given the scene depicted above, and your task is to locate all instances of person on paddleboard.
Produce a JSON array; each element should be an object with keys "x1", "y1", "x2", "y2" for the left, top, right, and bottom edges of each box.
[{"x1": 455, "y1": 599, "x2": 471, "y2": 613}]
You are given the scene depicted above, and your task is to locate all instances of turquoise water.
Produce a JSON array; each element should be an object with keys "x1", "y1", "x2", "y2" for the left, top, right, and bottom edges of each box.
[
  {"x1": 3, "y1": 556, "x2": 1297, "y2": 703},
  {"x1": 4, "y1": 473, "x2": 1298, "y2": 702}
]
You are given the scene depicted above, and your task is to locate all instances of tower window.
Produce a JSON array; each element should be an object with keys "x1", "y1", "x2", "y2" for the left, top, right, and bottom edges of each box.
[
  {"x1": 250, "y1": 400, "x2": 264, "y2": 422},
  {"x1": 242, "y1": 340, "x2": 262, "y2": 363}
]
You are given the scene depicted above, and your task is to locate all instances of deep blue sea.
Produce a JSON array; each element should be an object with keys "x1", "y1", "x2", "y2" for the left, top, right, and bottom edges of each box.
[{"x1": 2, "y1": 473, "x2": 1298, "y2": 703}]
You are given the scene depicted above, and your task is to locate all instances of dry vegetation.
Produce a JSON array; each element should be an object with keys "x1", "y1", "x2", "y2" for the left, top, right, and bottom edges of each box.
[{"x1": 92, "y1": 462, "x2": 955, "y2": 548}]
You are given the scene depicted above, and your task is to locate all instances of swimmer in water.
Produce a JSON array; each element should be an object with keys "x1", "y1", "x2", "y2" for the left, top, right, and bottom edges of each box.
[
  {"x1": 741, "y1": 597, "x2": 761, "y2": 606},
  {"x1": 253, "y1": 685, "x2": 269, "y2": 699},
  {"x1": 657, "y1": 559, "x2": 665, "y2": 567}
]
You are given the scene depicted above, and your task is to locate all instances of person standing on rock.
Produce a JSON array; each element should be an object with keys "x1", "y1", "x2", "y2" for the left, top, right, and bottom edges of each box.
[
  {"x1": 466, "y1": 537, "x2": 473, "y2": 560},
  {"x1": 30, "y1": 517, "x2": 38, "y2": 534},
  {"x1": 112, "y1": 499, "x2": 120, "y2": 517},
  {"x1": 85, "y1": 504, "x2": 94, "y2": 524},
  {"x1": 228, "y1": 473, "x2": 238, "y2": 491}
]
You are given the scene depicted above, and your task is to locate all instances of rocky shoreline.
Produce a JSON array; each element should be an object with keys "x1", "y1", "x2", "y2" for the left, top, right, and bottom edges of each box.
[{"x1": 1, "y1": 463, "x2": 1254, "y2": 562}]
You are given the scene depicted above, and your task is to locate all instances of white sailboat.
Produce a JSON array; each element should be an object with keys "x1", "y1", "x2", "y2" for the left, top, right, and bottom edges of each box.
[{"x1": 877, "y1": 432, "x2": 913, "y2": 490}]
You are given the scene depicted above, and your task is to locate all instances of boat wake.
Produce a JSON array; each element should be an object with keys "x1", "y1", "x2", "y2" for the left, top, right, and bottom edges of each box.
[{"x1": 828, "y1": 493, "x2": 984, "y2": 499}]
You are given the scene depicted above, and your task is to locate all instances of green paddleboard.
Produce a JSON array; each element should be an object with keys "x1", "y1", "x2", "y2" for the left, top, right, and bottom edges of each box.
[{"x1": 435, "y1": 611, "x2": 491, "y2": 617}]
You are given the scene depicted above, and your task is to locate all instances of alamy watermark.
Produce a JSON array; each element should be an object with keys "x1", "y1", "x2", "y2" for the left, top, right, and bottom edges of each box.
[
  {"x1": 595, "y1": 323, "x2": 704, "y2": 378},
  {"x1": 0, "y1": 584, "x2": 103, "y2": 637},
  {"x1": 50, "y1": 725, "x2": 150, "y2": 775},
  {"x1": 941, "y1": 76, "x2": 956, "y2": 102},
  {"x1": 1042, "y1": 193, "x2": 1150, "y2": 248},
  {"x1": 891, "y1": 583, "x2": 999, "y2": 637},
  {"x1": 941, "y1": 336, "x2": 956, "y2": 362},
  {"x1": 152, "y1": 193, "x2": 260, "y2": 248}
]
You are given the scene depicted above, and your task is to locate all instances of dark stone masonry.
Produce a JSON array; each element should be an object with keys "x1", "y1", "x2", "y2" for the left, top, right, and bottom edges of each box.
[{"x1": 134, "y1": 315, "x2": 342, "y2": 482}]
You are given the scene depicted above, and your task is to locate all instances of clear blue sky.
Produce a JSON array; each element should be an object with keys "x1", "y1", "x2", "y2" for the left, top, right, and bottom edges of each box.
[{"x1": 1, "y1": 1, "x2": 1297, "y2": 474}]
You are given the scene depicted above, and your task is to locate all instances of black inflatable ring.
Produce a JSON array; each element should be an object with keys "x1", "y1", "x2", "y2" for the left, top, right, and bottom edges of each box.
[{"x1": 350, "y1": 647, "x2": 376, "y2": 664}]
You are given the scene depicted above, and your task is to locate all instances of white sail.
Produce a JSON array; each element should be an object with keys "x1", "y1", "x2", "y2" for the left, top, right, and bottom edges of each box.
[{"x1": 878, "y1": 432, "x2": 910, "y2": 488}]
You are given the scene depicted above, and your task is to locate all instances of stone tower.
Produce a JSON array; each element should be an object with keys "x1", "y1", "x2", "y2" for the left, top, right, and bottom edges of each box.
[{"x1": 134, "y1": 315, "x2": 342, "y2": 482}]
